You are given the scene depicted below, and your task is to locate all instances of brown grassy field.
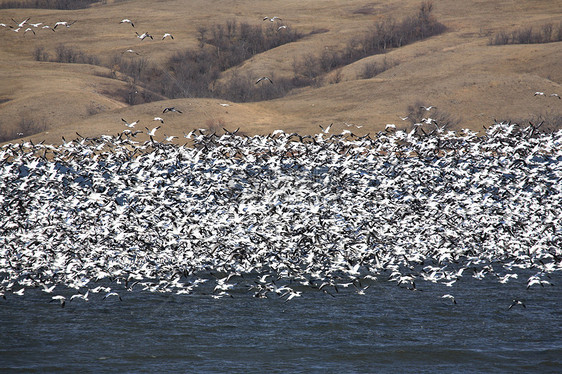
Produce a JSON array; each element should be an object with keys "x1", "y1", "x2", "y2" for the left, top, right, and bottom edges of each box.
[{"x1": 0, "y1": 0, "x2": 561, "y2": 144}]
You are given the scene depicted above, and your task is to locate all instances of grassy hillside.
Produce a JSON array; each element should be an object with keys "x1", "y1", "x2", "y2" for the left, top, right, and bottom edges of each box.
[{"x1": 0, "y1": 0, "x2": 561, "y2": 144}]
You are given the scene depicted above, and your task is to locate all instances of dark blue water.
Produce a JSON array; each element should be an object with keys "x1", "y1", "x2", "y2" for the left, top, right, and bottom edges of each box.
[{"x1": 1, "y1": 274, "x2": 560, "y2": 373}]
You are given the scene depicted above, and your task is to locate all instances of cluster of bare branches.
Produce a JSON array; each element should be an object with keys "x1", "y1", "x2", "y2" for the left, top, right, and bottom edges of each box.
[
  {"x1": 292, "y1": 2, "x2": 445, "y2": 84},
  {"x1": 489, "y1": 22, "x2": 562, "y2": 45}
]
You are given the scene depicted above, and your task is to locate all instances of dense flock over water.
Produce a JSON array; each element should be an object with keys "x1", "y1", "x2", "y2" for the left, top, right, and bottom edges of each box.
[{"x1": 1, "y1": 122, "x2": 561, "y2": 305}]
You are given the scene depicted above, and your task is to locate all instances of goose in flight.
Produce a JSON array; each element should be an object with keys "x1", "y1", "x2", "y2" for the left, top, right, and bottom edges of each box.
[
  {"x1": 12, "y1": 17, "x2": 29, "y2": 28},
  {"x1": 319, "y1": 123, "x2": 332, "y2": 134},
  {"x1": 122, "y1": 49, "x2": 140, "y2": 55},
  {"x1": 50, "y1": 295, "x2": 66, "y2": 308},
  {"x1": 153, "y1": 117, "x2": 164, "y2": 123},
  {"x1": 163, "y1": 107, "x2": 182, "y2": 113},
  {"x1": 120, "y1": 19, "x2": 134, "y2": 27},
  {"x1": 162, "y1": 33, "x2": 174, "y2": 40},
  {"x1": 24, "y1": 27, "x2": 35, "y2": 35},
  {"x1": 42, "y1": 25, "x2": 56, "y2": 32},
  {"x1": 135, "y1": 31, "x2": 153, "y2": 40},
  {"x1": 29, "y1": 22, "x2": 42, "y2": 28},
  {"x1": 441, "y1": 294, "x2": 456, "y2": 304},
  {"x1": 420, "y1": 105, "x2": 436, "y2": 111},
  {"x1": 508, "y1": 299, "x2": 526, "y2": 309},
  {"x1": 263, "y1": 16, "x2": 282, "y2": 22},
  {"x1": 122, "y1": 118, "x2": 139, "y2": 128},
  {"x1": 255, "y1": 76, "x2": 273, "y2": 84},
  {"x1": 54, "y1": 20, "x2": 76, "y2": 29},
  {"x1": 145, "y1": 126, "x2": 161, "y2": 136},
  {"x1": 534, "y1": 91, "x2": 545, "y2": 96},
  {"x1": 277, "y1": 25, "x2": 287, "y2": 31},
  {"x1": 550, "y1": 93, "x2": 560, "y2": 99},
  {"x1": 70, "y1": 291, "x2": 89, "y2": 302},
  {"x1": 103, "y1": 292, "x2": 122, "y2": 301},
  {"x1": 164, "y1": 134, "x2": 178, "y2": 142}
]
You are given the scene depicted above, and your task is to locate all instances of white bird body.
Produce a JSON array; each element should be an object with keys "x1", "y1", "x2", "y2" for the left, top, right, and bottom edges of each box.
[
  {"x1": 120, "y1": 19, "x2": 134, "y2": 27},
  {"x1": 12, "y1": 17, "x2": 29, "y2": 28},
  {"x1": 54, "y1": 21, "x2": 75, "y2": 29},
  {"x1": 162, "y1": 33, "x2": 174, "y2": 40},
  {"x1": 122, "y1": 118, "x2": 139, "y2": 128},
  {"x1": 145, "y1": 126, "x2": 161, "y2": 136},
  {"x1": 420, "y1": 105, "x2": 436, "y2": 111},
  {"x1": 136, "y1": 31, "x2": 153, "y2": 40}
]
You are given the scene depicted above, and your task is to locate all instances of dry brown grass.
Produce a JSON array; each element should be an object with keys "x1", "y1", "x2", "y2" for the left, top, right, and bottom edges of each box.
[{"x1": 0, "y1": 0, "x2": 561, "y2": 144}]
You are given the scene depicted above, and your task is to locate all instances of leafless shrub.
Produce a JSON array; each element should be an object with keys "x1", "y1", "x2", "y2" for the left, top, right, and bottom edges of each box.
[
  {"x1": 319, "y1": 49, "x2": 344, "y2": 72},
  {"x1": 489, "y1": 31, "x2": 509, "y2": 45},
  {"x1": 33, "y1": 46, "x2": 50, "y2": 61},
  {"x1": 359, "y1": 58, "x2": 397, "y2": 79},
  {"x1": 293, "y1": 53, "x2": 322, "y2": 80},
  {"x1": 86, "y1": 102, "x2": 106, "y2": 116},
  {"x1": 204, "y1": 118, "x2": 227, "y2": 134},
  {"x1": 328, "y1": 69, "x2": 343, "y2": 85},
  {"x1": 513, "y1": 26, "x2": 534, "y2": 44},
  {"x1": 541, "y1": 23, "x2": 553, "y2": 41},
  {"x1": 17, "y1": 116, "x2": 47, "y2": 136},
  {"x1": 489, "y1": 21, "x2": 562, "y2": 45},
  {"x1": 53, "y1": 44, "x2": 100, "y2": 65},
  {"x1": 352, "y1": 4, "x2": 376, "y2": 15}
]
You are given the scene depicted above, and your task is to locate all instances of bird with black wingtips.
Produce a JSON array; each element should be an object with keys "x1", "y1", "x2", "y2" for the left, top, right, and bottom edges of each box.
[
  {"x1": 163, "y1": 107, "x2": 182, "y2": 113},
  {"x1": 120, "y1": 19, "x2": 134, "y2": 27},
  {"x1": 508, "y1": 299, "x2": 525, "y2": 310}
]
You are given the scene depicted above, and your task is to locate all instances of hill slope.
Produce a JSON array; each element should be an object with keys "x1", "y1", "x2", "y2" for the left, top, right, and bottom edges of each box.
[{"x1": 0, "y1": 0, "x2": 561, "y2": 144}]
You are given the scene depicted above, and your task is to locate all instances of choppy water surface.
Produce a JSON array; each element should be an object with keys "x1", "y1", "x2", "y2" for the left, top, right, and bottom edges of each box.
[{"x1": 1, "y1": 274, "x2": 560, "y2": 373}]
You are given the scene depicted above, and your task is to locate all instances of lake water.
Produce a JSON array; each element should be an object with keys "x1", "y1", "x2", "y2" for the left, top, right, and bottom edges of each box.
[{"x1": 1, "y1": 274, "x2": 560, "y2": 373}]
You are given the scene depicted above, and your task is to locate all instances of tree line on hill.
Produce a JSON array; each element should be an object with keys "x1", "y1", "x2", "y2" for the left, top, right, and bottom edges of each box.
[{"x1": 32, "y1": 2, "x2": 446, "y2": 105}]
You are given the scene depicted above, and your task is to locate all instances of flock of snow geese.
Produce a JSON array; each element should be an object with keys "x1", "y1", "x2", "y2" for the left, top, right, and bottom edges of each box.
[
  {"x1": 0, "y1": 16, "x2": 75, "y2": 35},
  {"x1": 0, "y1": 120, "x2": 561, "y2": 307}
]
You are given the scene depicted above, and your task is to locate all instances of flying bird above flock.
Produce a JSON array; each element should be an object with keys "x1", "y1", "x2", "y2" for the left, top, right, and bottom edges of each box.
[
  {"x1": 145, "y1": 125, "x2": 161, "y2": 136},
  {"x1": 121, "y1": 118, "x2": 139, "y2": 128}
]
